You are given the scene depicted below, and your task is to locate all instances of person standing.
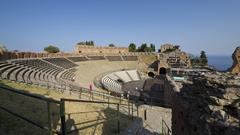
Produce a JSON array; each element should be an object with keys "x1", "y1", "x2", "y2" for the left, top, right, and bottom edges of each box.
[{"x1": 89, "y1": 83, "x2": 93, "y2": 100}]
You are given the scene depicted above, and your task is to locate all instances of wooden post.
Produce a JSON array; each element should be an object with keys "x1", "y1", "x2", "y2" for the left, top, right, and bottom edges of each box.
[
  {"x1": 47, "y1": 102, "x2": 53, "y2": 135},
  {"x1": 60, "y1": 99, "x2": 66, "y2": 135}
]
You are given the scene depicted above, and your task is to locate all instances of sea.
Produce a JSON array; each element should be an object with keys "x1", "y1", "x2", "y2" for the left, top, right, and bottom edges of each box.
[{"x1": 207, "y1": 55, "x2": 233, "y2": 71}]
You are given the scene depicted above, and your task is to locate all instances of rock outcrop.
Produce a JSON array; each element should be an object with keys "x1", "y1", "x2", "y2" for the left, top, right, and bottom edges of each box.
[
  {"x1": 172, "y1": 72, "x2": 240, "y2": 135},
  {"x1": 229, "y1": 47, "x2": 240, "y2": 74}
]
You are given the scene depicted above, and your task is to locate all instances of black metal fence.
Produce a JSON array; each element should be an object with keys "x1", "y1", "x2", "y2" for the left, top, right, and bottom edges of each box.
[
  {"x1": 0, "y1": 85, "x2": 61, "y2": 135},
  {"x1": 0, "y1": 85, "x2": 139, "y2": 135}
]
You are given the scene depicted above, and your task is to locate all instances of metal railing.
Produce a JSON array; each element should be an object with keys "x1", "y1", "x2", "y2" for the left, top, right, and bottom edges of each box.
[
  {"x1": 0, "y1": 84, "x2": 139, "y2": 135},
  {"x1": 0, "y1": 86, "x2": 61, "y2": 135},
  {"x1": 162, "y1": 119, "x2": 172, "y2": 135},
  {"x1": 60, "y1": 98, "x2": 121, "y2": 135}
]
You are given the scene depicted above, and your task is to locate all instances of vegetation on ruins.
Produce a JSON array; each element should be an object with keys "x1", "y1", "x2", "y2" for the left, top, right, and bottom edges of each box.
[
  {"x1": 128, "y1": 43, "x2": 155, "y2": 52},
  {"x1": 128, "y1": 43, "x2": 136, "y2": 52},
  {"x1": 137, "y1": 43, "x2": 153, "y2": 52},
  {"x1": 200, "y1": 50, "x2": 208, "y2": 65},
  {"x1": 108, "y1": 43, "x2": 115, "y2": 47},
  {"x1": 44, "y1": 45, "x2": 60, "y2": 53},
  {"x1": 150, "y1": 43, "x2": 156, "y2": 52},
  {"x1": 190, "y1": 50, "x2": 208, "y2": 66},
  {"x1": 162, "y1": 48, "x2": 176, "y2": 53},
  {"x1": 77, "y1": 41, "x2": 94, "y2": 46}
]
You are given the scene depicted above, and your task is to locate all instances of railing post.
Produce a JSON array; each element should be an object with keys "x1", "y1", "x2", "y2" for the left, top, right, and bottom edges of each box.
[
  {"x1": 119, "y1": 94, "x2": 121, "y2": 104},
  {"x1": 89, "y1": 90, "x2": 91, "y2": 100},
  {"x1": 144, "y1": 109, "x2": 147, "y2": 120},
  {"x1": 117, "y1": 104, "x2": 120, "y2": 134},
  {"x1": 162, "y1": 119, "x2": 164, "y2": 135},
  {"x1": 92, "y1": 92, "x2": 94, "y2": 101},
  {"x1": 150, "y1": 97, "x2": 153, "y2": 108},
  {"x1": 79, "y1": 90, "x2": 81, "y2": 99},
  {"x1": 131, "y1": 101, "x2": 134, "y2": 120},
  {"x1": 108, "y1": 92, "x2": 110, "y2": 108},
  {"x1": 137, "y1": 101, "x2": 139, "y2": 117},
  {"x1": 127, "y1": 91, "x2": 130, "y2": 116},
  {"x1": 60, "y1": 99, "x2": 66, "y2": 135},
  {"x1": 47, "y1": 101, "x2": 53, "y2": 135}
]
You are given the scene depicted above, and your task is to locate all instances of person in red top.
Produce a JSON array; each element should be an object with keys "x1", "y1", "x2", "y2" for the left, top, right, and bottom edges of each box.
[
  {"x1": 89, "y1": 83, "x2": 93, "y2": 100},
  {"x1": 89, "y1": 83, "x2": 92, "y2": 91}
]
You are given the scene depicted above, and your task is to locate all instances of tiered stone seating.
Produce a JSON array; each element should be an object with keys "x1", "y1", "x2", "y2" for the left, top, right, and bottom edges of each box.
[
  {"x1": 101, "y1": 76, "x2": 123, "y2": 93},
  {"x1": 114, "y1": 71, "x2": 132, "y2": 82},
  {"x1": 60, "y1": 68, "x2": 76, "y2": 81},
  {"x1": 106, "y1": 56, "x2": 122, "y2": 61},
  {"x1": 17, "y1": 68, "x2": 30, "y2": 82},
  {"x1": 87, "y1": 56, "x2": 105, "y2": 60},
  {"x1": 12, "y1": 59, "x2": 63, "y2": 81},
  {"x1": 43, "y1": 58, "x2": 77, "y2": 69},
  {"x1": 122, "y1": 56, "x2": 138, "y2": 61},
  {"x1": 7, "y1": 66, "x2": 24, "y2": 81},
  {"x1": 126, "y1": 70, "x2": 140, "y2": 80},
  {"x1": 1, "y1": 59, "x2": 63, "y2": 88},
  {"x1": 67, "y1": 56, "x2": 88, "y2": 62},
  {"x1": 0, "y1": 64, "x2": 17, "y2": 79},
  {"x1": 101, "y1": 69, "x2": 140, "y2": 93}
]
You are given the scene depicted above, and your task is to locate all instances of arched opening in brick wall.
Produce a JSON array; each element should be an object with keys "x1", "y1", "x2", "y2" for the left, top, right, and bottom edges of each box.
[
  {"x1": 148, "y1": 72, "x2": 155, "y2": 78},
  {"x1": 159, "y1": 67, "x2": 167, "y2": 75}
]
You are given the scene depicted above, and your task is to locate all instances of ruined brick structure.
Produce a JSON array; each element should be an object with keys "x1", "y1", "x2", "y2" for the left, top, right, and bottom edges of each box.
[
  {"x1": 172, "y1": 73, "x2": 240, "y2": 135},
  {"x1": 74, "y1": 45, "x2": 129, "y2": 54},
  {"x1": 159, "y1": 44, "x2": 180, "y2": 53},
  {"x1": 229, "y1": 47, "x2": 240, "y2": 74},
  {"x1": 158, "y1": 45, "x2": 191, "y2": 71}
]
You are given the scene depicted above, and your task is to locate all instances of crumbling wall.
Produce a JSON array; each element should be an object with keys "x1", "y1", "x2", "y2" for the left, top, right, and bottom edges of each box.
[
  {"x1": 163, "y1": 75, "x2": 180, "y2": 105},
  {"x1": 172, "y1": 74, "x2": 240, "y2": 135}
]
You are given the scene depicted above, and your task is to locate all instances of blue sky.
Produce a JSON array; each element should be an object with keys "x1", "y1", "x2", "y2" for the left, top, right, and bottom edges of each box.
[{"x1": 0, "y1": 0, "x2": 239, "y2": 55}]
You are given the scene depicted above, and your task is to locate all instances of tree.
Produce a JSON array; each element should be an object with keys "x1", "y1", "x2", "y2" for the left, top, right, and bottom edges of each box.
[
  {"x1": 44, "y1": 45, "x2": 60, "y2": 53},
  {"x1": 200, "y1": 50, "x2": 208, "y2": 65},
  {"x1": 77, "y1": 41, "x2": 94, "y2": 46},
  {"x1": 150, "y1": 44, "x2": 155, "y2": 52},
  {"x1": 90, "y1": 41, "x2": 94, "y2": 46},
  {"x1": 108, "y1": 44, "x2": 115, "y2": 47},
  {"x1": 136, "y1": 43, "x2": 153, "y2": 52},
  {"x1": 128, "y1": 43, "x2": 136, "y2": 52},
  {"x1": 138, "y1": 43, "x2": 147, "y2": 52}
]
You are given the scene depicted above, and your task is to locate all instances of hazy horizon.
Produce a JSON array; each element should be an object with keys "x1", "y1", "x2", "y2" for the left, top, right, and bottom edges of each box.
[{"x1": 0, "y1": 0, "x2": 239, "y2": 55}]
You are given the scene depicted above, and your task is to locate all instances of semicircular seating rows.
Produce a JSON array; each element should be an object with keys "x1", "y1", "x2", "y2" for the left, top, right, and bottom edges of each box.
[
  {"x1": 101, "y1": 70, "x2": 141, "y2": 93},
  {"x1": 0, "y1": 58, "x2": 77, "y2": 89},
  {"x1": 0, "y1": 55, "x2": 139, "y2": 91}
]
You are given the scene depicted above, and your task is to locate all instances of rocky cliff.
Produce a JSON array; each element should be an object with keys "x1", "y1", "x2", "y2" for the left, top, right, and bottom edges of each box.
[{"x1": 229, "y1": 47, "x2": 240, "y2": 74}]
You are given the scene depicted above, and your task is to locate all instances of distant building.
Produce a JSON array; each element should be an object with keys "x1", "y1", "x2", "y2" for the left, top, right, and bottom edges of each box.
[
  {"x1": 74, "y1": 45, "x2": 129, "y2": 54},
  {"x1": 229, "y1": 46, "x2": 240, "y2": 74}
]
